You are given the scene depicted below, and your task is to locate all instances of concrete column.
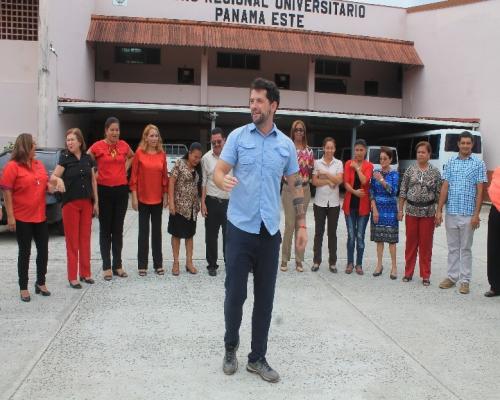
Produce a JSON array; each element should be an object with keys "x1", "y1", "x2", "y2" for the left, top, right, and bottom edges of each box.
[
  {"x1": 200, "y1": 48, "x2": 208, "y2": 105},
  {"x1": 307, "y1": 56, "x2": 315, "y2": 110},
  {"x1": 38, "y1": 0, "x2": 50, "y2": 146}
]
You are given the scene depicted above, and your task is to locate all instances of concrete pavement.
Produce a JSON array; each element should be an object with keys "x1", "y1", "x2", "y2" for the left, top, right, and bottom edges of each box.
[{"x1": 0, "y1": 204, "x2": 498, "y2": 400}]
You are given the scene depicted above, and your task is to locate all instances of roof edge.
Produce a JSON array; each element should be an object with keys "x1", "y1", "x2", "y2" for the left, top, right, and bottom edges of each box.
[{"x1": 407, "y1": 0, "x2": 486, "y2": 14}]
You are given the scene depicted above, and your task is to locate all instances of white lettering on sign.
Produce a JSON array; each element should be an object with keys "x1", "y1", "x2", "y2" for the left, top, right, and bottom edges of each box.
[{"x1": 178, "y1": 0, "x2": 367, "y2": 29}]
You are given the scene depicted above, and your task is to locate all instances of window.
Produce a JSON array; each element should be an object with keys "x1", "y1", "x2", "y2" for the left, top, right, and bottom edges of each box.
[
  {"x1": 1, "y1": 0, "x2": 38, "y2": 41},
  {"x1": 275, "y1": 74, "x2": 290, "y2": 90},
  {"x1": 217, "y1": 52, "x2": 260, "y2": 70},
  {"x1": 444, "y1": 134, "x2": 482, "y2": 154},
  {"x1": 315, "y1": 59, "x2": 350, "y2": 77},
  {"x1": 115, "y1": 47, "x2": 161, "y2": 64},
  {"x1": 178, "y1": 68, "x2": 194, "y2": 84},
  {"x1": 428, "y1": 134, "x2": 440, "y2": 159},
  {"x1": 364, "y1": 81, "x2": 379, "y2": 96},
  {"x1": 315, "y1": 78, "x2": 347, "y2": 94},
  {"x1": 397, "y1": 138, "x2": 413, "y2": 160}
]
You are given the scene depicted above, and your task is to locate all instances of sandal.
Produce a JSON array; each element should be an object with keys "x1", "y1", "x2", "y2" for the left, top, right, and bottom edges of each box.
[
  {"x1": 296, "y1": 262, "x2": 304, "y2": 273},
  {"x1": 172, "y1": 261, "x2": 180, "y2": 276},
  {"x1": 402, "y1": 276, "x2": 412, "y2": 282},
  {"x1": 138, "y1": 269, "x2": 147, "y2": 277},
  {"x1": 185, "y1": 263, "x2": 198, "y2": 274},
  {"x1": 103, "y1": 270, "x2": 112, "y2": 281},
  {"x1": 113, "y1": 268, "x2": 128, "y2": 278},
  {"x1": 280, "y1": 262, "x2": 288, "y2": 272},
  {"x1": 422, "y1": 279, "x2": 430, "y2": 286},
  {"x1": 154, "y1": 268, "x2": 165, "y2": 276}
]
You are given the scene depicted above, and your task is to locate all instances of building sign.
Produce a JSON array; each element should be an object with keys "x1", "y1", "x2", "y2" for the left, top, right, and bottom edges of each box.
[{"x1": 179, "y1": 0, "x2": 367, "y2": 29}]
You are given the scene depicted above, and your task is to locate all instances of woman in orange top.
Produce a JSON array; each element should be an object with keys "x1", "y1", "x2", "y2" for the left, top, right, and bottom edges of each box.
[
  {"x1": 88, "y1": 117, "x2": 134, "y2": 281},
  {"x1": 0, "y1": 133, "x2": 52, "y2": 302},
  {"x1": 485, "y1": 167, "x2": 500, "y2": 297},
  {"x1": 130, "y1": 124, "x2": 169, "y2": 276}
]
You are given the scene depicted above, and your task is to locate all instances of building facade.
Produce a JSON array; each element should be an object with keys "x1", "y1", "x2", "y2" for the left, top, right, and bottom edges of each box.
[{"x1": 0, "y1": 0, "x2": 498, "y2": 178}]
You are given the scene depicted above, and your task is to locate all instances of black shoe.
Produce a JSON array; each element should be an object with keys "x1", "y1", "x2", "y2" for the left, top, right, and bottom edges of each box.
[
  {"x1": 20, "y1": 293, "x2": 31, "y2": 302},
  {"x1": 246, "y1": 358, "x2": 280, "y2": 383},
  {"x1": 79, "y1": 277, "x2": 95, "y2": 284},
  {"x1": 208, "y1": 268, "x2": 217, "y2": 277},
  {"x1": 372, "y1": 266, "x2": 383, "y2": 277},
  {"x1": 222, "y1": 345, "x2": 238, "y2": 375},
  {"x1": 484, "y1": 289, "x2": 500, "y2": 297},
  {"x1": 34, "y1": 283, "x2": 51, "y2": 296},
  {"x1": 69, "y1": 281, "x2": 82, "y2": 289}
]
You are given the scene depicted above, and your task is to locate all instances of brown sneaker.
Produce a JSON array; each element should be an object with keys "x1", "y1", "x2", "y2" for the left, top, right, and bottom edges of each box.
[
  {"x1": 280, "y1": 262, "x2": 288, "y2": 272},
  {"x1": 439, "y1": 278, "x2": 456, "y2": 289},
  {"x1": 459, "y1": 282, "x2": 470, "y2": 294}
]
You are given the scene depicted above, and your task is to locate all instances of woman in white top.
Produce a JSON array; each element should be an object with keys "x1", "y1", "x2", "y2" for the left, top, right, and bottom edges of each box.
[{"x1": 311, "y1": 137, "x2": 344, "y2": 272}]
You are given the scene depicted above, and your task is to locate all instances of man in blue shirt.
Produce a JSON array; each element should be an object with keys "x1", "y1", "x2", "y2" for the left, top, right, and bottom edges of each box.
[
  {"x1": 436, "y1": 131, "x2": 487, "y2": 294},
  {"x1": 214, "y1": 78, "x2": 307, "y2": 382}
]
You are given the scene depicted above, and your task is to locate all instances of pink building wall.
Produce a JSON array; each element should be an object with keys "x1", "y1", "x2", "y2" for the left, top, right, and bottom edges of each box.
[
  {"x1": 0, "y1": 41, "x2": 37, "y2": 148},
  {"x1": 403, "y1": 1, "x2": 500, "y2": 170}
]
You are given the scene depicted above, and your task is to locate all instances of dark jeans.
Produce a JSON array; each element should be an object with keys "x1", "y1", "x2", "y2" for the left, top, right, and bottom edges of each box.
[
  {"x1": 15, "y1": 220, "x2": 48, "y2": 290},
  {"x1": 205, "y1": 195, "x2": 228, "y2": 269},
  {"x1": 98, "y1": 185, "x2": 129, "y2": 270},
  {"x1": 138, "y1": 202, "x2": 163, "y2": 269},
  {"x1": 487, "y1": 205, "x2": 500, "y2": 292},
  {"x1": 345, "y1": 210, "x2": 370, "y2": 267},
  {"x1": 313, "y1": 204, "x2": 340, "y2": 266},
  {"x1": 224, "y1": 221, "x2": 281, "y2": 363}
]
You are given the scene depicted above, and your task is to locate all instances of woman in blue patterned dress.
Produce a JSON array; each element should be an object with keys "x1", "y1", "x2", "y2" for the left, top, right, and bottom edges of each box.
[{"x1": 370, "y1": 147, "x2": 399, "y2": 279}]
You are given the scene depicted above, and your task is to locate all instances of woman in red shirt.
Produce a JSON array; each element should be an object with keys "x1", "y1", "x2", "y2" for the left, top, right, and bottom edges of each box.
[
  {"x1": 130, "y1": 124, "x2": 168, "y2": 276},
  {"x1": 88, "y1": 117, "x2": 134, "y2": 281},
  {"x1": 343, "y1": 139, "x2": 374, "y2": 275},
  {"x1": 0, "y1": 133, "x2": 52, "y2": 302}
]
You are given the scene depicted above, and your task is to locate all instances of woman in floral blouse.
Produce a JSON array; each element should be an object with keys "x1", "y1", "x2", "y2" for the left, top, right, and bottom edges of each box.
[
  {"x1": 168, "y1": 142, "x2": 203, "y2": 276},
  {"x1": 280, "y1": 120, "x2": 314, "y2": 272},
  {"x1": 399, "y1": 141, "x2": 442, "y2": 286}
]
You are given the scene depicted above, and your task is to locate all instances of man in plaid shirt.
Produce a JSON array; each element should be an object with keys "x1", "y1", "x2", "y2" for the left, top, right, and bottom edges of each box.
[{"x1": 436, "y1": 131, "x2": 487, "y2": 294}]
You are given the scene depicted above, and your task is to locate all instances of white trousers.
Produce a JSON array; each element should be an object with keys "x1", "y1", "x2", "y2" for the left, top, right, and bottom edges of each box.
[{"x1": 445, "y1": 214, "x2": 475, "y2": 283}]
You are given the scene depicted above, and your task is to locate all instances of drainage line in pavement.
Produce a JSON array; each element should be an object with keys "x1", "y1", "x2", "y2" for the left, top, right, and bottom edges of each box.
[
  {"x1": 8, "y1": 287, "x2": 90, "y2": 400},
  {"x1": 318, "y1": 274, "x2": 464, "y2": 400}
]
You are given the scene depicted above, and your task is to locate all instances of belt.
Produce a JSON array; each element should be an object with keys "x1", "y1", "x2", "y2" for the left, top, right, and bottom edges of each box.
[
  {"x1": 406, "y1": 199, "x2": 435, "y2": 207},
  {"x1": 284, "y1": 181, "x2": 310, "y2": 187},
  {"x1": 206, "y1": 195, "x2": 229, "y2": 203}
]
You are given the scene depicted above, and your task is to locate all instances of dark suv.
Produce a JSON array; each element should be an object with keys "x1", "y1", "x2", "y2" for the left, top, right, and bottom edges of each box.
[{"x1": 0, "y1": 148, "x2": 65, "y2": 234}]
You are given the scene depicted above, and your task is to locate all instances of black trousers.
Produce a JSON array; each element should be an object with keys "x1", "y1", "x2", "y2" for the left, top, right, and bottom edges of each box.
[
  {"x1": 97, "y1": 185, "x2": 129, "y2": 270},
  {"x1": 487, "y1": 205, "x2": 500, "y2": 292},
  {"x1": 205, "y1": 195, "x2": 228, "y2": 269},
  {"x1": 138, "y1": 202, "x2": 163, "y2": 269},
  {"x1": 224, "y1": 222, "x2": 281, "y2": 363},
  {"x1": 313, "y1": 204, "x2": 340, "y2": 266},
  {"x1": 15, "y1": 220, "x2": 48, "y2": 290}
]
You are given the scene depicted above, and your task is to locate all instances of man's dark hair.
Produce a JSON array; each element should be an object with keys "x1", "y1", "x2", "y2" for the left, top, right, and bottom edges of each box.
[
  {"x1": 250, "y1": 77, "x2": 280, "y2": 106},
  {"x1": 458, "y1": 130, "x2": 474, "y2": 143},
  {"x1": 211, "y1": 127, "x2": 225, "y2": 138}
]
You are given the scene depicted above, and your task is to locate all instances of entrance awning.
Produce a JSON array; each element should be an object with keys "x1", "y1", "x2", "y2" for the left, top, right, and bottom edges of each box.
[{"x1": 87, "y1": 15, "x2": 423, "y2": 66}]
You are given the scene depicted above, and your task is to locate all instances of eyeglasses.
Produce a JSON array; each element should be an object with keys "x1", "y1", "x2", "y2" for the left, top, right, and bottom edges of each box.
[
  {"x1": 211, "y1": 140, "x2": 222, "y2": 145},
  {"x1": 294, "y1": 128, "x2": 305, "y2": 133}
]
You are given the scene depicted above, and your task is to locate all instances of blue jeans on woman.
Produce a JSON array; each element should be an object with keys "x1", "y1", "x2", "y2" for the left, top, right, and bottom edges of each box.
[{"x1": 345, "y1": 210, "x2": 370, "y2": 267}]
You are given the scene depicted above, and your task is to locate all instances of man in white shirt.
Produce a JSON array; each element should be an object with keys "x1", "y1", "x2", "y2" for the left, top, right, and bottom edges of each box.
[{"x1": 201, "y1": 128, "x2": 230, "y2": 276}]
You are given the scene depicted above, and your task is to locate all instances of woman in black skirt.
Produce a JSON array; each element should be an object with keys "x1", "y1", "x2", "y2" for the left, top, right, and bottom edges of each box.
[{"x1": 168, "y1": 142, "x2": 203, "y2": 276}]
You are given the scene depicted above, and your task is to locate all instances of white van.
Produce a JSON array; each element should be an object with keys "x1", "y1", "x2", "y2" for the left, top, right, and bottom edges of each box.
[
  {"x1": 394, "y1": 129, "x2": 482, "y2": 174},
  {"x1": 163, "y1": 143, "x2": 188, "y2": 174},
  {"x1": 340, "y1": 146, "x2": 399, "y2": 172}
]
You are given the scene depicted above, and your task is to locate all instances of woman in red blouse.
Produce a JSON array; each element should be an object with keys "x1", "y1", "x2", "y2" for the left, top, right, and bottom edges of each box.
[
  {"x1": 130, "y1": 124, "x2": 169, "y2": 276},
  {"x1": 0, "y1": 133, "x2": 52, "y2": 302},
  {"x1": 280, "y1": 120, "x2": 314, "y2": 272},
  {"x1": 88, "y1": 117, "x2": 134, "y2": 281}
]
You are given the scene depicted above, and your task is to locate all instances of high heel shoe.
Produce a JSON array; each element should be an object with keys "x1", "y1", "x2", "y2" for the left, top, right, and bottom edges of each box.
[
  {"x1": 185, "y1": 264, "x2": 198, "y2": 274},
  {"x1": 172, "y1": 261, "x2": 180, "y2": 276},
  {"x1": 372, "y1": 266, "x2": 383, "y2": 277},
  {"x1": 34, "y1": 283, "x2": 51, "y2": 296},
  {"x1": 79, "y1": 277, "x2": 95, "y2": 284},
  {"x1": 69, "y1": 281, "x2": 82, "y2": 289},
  {"x1": 20, "y1": 291, "x2": 31, "y2": 302}
]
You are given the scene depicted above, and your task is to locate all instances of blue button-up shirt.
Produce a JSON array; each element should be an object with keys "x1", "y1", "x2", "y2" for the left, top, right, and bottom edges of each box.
[
  {"x1": 443, "y1": 155, "x2": 487, "y2": 216},
  {"x1": 220, "y1": 123, "x2": 299, "y2": 235}
]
